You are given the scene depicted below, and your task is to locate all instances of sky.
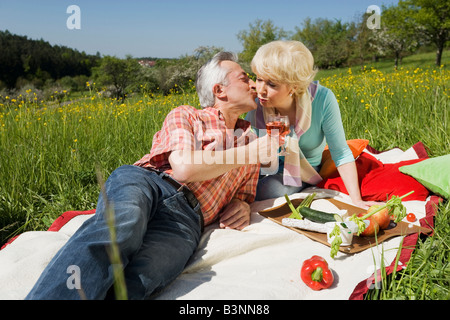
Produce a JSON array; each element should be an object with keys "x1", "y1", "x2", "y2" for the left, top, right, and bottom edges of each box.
[{"x1": 0, "y1": 0, "x2": 398, "y2": 59}]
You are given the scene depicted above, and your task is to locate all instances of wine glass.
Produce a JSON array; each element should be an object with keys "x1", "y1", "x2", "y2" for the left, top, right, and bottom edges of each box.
[{"x1": 266, "y1": 114, "x2": 290, "y2": 155}]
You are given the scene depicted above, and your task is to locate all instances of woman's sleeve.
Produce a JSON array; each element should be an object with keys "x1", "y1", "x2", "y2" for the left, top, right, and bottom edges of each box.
[{"x1": 321, "y1": 90, "x2": 354, "y2": 167}]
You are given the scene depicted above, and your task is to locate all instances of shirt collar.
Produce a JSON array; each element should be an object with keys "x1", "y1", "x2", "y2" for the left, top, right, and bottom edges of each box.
[{"x1": 204, "y1": 107, "x2": 251, "y2": 131}]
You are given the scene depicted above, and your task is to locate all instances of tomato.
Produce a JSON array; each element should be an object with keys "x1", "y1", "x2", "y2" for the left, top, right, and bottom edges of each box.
[
  {"x1": 367, "y1": 205, "x2": 391, "y2": 230},
  {"x1": 357, "y1": 213, "x2": 380, "y2": 236},
  {"x1": 406, "y1": 213, "x2": 416, "y2": 222}
]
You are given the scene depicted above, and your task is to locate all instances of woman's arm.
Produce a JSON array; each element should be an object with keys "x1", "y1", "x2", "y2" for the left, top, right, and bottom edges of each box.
[
  {"x1": 337, "y1": 161, "x2": 380, "y2": 209},
  {"x1": 319, "y1": 87, "x2": 380, "y2": 209}
]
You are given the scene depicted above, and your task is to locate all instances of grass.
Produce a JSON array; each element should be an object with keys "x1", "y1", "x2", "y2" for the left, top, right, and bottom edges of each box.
[
  {"x1": 0, "y1": 50, "x2": 449, "y2": 299},
  {"x1": 317, "y1": 49, "x2": 450, "y2": 79},
  {"x1": 365, "y1": 200, "x2": 450, "y2": 300},
  {"x1": 316, "y1": 50, "x2": 450, "y2": 156},
  {"x1": 0, "y1": 87, "x2": 200, "y2": 242}
]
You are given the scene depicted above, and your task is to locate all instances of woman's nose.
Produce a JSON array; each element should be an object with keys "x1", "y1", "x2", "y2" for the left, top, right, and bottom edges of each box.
[{"x1": 256, "y1": 81, "x2": 265, "y2": 95}]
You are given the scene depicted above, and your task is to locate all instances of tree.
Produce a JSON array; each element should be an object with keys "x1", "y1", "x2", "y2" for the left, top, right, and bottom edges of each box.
[
  {"x1": 370, "y1": 3, "x2": 419, "y2": 68},
  {"x1": 292, "y1": 18, "x2": 353, "y2": 69},
  {"x1": 348, "y1": 12, "x2": 380, "y2": 66},
  {"x1": 0, "y1": 30, "x2": 99, "y2": 89},
  {"x1": 237, "y1": 19, "x2": 288, "y2": 63},
  {"x1": 404, "y1": 0, "x2": 449, "y2": 66},
  {"x1": 93, "y1": 55, "x2": 140, "y2": 100},
  {"x1": 139, "y1": 46, "x2": 223, "y2": 95}
]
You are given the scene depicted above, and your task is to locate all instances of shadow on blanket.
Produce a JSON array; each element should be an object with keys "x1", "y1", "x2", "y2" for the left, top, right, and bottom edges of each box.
[{"x1": 150, "y1": 230, "x2": 217, "y2": 300}]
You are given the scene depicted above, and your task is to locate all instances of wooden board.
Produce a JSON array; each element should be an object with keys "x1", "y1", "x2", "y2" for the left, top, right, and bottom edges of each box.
[{"x1": 259, "y1": 198, "x2": 432, "y2": 254}]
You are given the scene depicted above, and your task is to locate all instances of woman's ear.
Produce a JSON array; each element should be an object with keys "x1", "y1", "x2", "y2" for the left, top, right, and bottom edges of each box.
[{"x1": 290, "y1": 85, "x2": 299, "y2": 96}]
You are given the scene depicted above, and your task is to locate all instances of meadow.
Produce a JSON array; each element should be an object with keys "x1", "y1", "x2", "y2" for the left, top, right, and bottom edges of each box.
[{"x1": 0, "y1": 51, "x2": 449, "y2": 299}]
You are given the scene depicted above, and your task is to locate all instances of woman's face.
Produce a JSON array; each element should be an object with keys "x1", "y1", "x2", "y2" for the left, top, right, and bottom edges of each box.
[{"x1": 255, "y1": 75, "x2": 293, "y2": 109}]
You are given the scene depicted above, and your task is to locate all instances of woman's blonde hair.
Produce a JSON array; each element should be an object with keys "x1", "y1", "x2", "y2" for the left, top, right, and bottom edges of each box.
[{"x1": 251, "y1": 40, "x2": 317, "y2": 97}]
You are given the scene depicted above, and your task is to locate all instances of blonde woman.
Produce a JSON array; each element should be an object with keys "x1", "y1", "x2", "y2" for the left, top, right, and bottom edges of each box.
[{"x1": 246, "y1": 40, "x2": 376, "y2": 209}]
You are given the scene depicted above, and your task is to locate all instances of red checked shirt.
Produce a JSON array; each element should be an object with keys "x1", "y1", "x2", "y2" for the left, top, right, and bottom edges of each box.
[{"x1": 134, "y1": 105, "x2": 260, "y2": 226}]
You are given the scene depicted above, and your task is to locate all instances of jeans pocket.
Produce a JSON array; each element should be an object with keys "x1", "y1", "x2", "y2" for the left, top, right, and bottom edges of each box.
[{"x1": 162, "y1": 192, "x2": 202, "y2": 237}]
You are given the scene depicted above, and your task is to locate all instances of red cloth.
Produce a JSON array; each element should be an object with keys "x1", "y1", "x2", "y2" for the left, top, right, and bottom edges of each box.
[
  {"x1": 317, "y1": 152, "x2": 430, "y2": 201},
  {"x1": 0, "y1": 210, "x2": 96, "y2": 250},
  {"x1": 318, "y1": 152, "x2": 383, "y2": 191},
  {"x1": 47, "y1": 209, "x2": 96, "y2": 232},
  {"x1": 361, "y1": 159, "x2": 429, "y2": 201}
]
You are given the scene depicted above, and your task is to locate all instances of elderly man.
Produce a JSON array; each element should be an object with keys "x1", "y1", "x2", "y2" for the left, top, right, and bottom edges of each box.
[{"x1": 26, "y1": 52, "x2": 278, "y2": 300}]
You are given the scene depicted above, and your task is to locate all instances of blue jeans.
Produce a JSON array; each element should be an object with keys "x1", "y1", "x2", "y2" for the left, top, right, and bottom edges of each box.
[
  {"x1": 25, "y1": 165, "x2": 202, "y2": 300},
  {"x1": 255, "y1": 165, "x2": 320, "y2": 201}
]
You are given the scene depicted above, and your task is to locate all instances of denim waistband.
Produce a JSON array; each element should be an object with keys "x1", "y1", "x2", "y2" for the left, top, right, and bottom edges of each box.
[{"x1": 143, "y1": 167, "x2": 204, "y2": 232}]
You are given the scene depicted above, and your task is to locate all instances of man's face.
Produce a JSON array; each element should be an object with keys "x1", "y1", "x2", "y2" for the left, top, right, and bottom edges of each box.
[{"x1": 220, "y1": 61, "x2": 257, "y2": 112}]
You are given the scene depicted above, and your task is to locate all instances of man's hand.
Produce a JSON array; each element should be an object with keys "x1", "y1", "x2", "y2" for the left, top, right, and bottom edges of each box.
[
  {"x1": 249, "y1": 134, "x2": 280, "y2": 166},
  {"x1": 169, "y1": 134, "x2": 280, "y2": 183},
  {"x1": 219, "y1": 199, "x2": 251, "y2": 230}
]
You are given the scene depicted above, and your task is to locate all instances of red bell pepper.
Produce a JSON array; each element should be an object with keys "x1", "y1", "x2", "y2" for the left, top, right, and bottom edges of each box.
[{"x1": 301, "y1": 255, "x2": 334, "y2": 290}]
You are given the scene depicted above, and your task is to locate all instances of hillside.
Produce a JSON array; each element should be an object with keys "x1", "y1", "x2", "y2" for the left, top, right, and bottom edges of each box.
[{"x1": 0, "y1": 30, "x2": 101, "y2": 89}]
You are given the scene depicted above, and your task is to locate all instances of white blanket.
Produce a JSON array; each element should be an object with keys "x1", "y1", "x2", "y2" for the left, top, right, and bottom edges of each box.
[
  {"x1": 0, "y1": 188, "x2": 428, "y2": 300},
  {"x1": 155, "y1": 189, "x2": 427, "y2": 300},
  {"x1": 0, "y1": 146, "x2": 430, "y2": 300}
]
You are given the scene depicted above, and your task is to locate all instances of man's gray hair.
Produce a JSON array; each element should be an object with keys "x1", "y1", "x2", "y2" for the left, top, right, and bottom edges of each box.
[{"x1": 196, "y1": 52, "x2": 238, "y2": 108}]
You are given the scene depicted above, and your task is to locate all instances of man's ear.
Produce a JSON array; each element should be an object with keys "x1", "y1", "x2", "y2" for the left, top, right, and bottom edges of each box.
[{"x1": 213, "y1": 83, "x2": 226, "y2": 99}]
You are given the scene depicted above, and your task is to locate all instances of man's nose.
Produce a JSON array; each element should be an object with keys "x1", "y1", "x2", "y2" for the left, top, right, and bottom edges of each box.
[{"x1": 249, "y1": 79, "x2": 256, "y2": 90}]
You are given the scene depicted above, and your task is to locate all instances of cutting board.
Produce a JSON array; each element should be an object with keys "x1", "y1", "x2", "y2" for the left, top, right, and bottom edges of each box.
[{"x1": 259, "y1": 198, "x2": 432, "y2": 254}]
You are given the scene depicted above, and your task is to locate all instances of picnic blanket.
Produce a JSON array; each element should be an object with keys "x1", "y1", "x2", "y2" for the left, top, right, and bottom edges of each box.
[{"x1": 0, "y1": 142, "x2": 441, "y2": 300}]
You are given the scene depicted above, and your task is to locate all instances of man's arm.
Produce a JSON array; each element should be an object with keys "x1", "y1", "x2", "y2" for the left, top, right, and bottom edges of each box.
[
  {"x1": 168, "y1": 147, "x2": 246, "y2": 183},
  {"x1": 168, "y1": 135, "x2": 278, "y2": 183}
]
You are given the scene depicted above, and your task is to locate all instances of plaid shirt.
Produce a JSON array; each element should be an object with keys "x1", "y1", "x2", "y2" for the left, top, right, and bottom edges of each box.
[{"x1": 134, "y1": 105, "x2": 260, "y2": 226}]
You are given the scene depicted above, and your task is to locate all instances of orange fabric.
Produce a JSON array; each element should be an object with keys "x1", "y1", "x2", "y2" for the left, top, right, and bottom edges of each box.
[{"x1": 319, "y1": 139, "x2": 369, "y2": 179}]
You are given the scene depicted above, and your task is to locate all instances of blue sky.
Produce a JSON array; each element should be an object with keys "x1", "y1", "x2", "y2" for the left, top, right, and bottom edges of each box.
[{"x1": 0, "y1": 0, "x2": 398, "y2": 58}]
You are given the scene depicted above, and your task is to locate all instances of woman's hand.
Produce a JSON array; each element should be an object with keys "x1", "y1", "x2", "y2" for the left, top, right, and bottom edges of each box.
[
  {"x1": 219, "y1": 199, "x2": 251, "y2": 230},
  {"x1": 352, "y1": 199, "x2": 384, "y2": 210}
]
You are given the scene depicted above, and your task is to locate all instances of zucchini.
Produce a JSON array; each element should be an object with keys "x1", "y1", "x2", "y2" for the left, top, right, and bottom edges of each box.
[
  {"x1": 299, "y1": 207, "x2": 342, "y2": 224},
  {"x1": 285, "y1": 193, "x2": 316, "y2": 220}
]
